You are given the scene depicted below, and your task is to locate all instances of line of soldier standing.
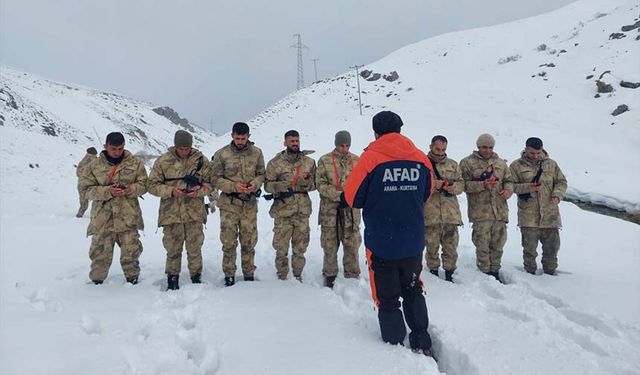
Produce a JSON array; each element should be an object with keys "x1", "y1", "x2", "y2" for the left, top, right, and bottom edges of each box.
[{"x1": 76, "y1": 120, "x2": 567, "y2": 289}]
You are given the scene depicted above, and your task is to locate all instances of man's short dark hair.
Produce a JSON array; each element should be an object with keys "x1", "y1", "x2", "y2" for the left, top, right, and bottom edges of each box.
[
  {"x1": 232, "y1": 122, "x2": 250, "y2": 135},
  {"x1": 105, "y1": 132, "x2": 125, "y2": 146},
  {"x1": 284, "y1": 130, "x2": 299, "y2": 138},
  {"x1": 431, "y1": 135, "x2": 448, "y2": 144},
  {"x1": 526, "y1": 137, "x2": 543, "y2": 150}
]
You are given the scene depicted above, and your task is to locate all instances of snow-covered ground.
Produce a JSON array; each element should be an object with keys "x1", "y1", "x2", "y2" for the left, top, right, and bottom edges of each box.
[{"x1": 1, "y1": 0, "x2": 639, "y2": 374}]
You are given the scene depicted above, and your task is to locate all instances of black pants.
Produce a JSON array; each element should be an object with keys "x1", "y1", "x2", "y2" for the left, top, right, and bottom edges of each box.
[{"x1": 367, "y1": 250, "x2": 432, "y2": 350}]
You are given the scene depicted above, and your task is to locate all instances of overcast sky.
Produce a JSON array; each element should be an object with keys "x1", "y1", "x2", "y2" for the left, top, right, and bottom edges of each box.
[{"x1": 1, "y1": 0, "x2": 576, "y2": 133}]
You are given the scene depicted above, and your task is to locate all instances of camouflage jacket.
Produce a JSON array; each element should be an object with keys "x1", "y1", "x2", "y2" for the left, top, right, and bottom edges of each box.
[
  {"x1": 264, "y1": 150, "x2": 316, "y2": 219},
  {"x1": 211, "y1": 141, "x2": 265, "y2": 212},
  {"x1": 460, "y1": 151, "x2": 514, "y2": 223},
  {"x1": 509, "y1": 150, "x2": 567, "y2": 228},
  {"x1": 424, "y1": 152, "x2": 464, "y2": 226},
  {"x1": 79, "y1": 150, "x2": 147, "y2": 235},
  {"x1": 147, "y1": 147, "x2": 213, "y2": 226},
  {"x1": 316, "y1": 149, "x2": 361, "y2": 228},
  {"x1": 76, "y1": 154, "x2": 96, "y2": 178}
]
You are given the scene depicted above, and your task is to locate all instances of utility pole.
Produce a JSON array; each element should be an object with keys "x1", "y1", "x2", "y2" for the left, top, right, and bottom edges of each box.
[
  {"x1": 311, "y1": 58, "x2": 320, "y2": 83},
  {"x1": 209, "y1": 118, "x2": 214, "y2": 133},
  {"x1": 291, "y1": 34, "x2": 308, "y2": 90},
  {"x1": 349, "y1": 64, "x2": 364, "y2": 115}
]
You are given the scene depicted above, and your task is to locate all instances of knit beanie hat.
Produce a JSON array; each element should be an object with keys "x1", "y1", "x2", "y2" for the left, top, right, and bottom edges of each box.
[
  {"x1": 86, "y1": 147, "x2": 98, "y2": 155},
  {"x1": 476, "y1": 133, "x2": 496, "y2": 147},
  {"x1": 334, "y1": 130, "x2": 351, "y2": 146},
  {"x1": 174, "y1": 130, "x2": 193, "y2": 147},
  {"x1": 372, "y1": 111, "x2": 403, "y2": 135}
]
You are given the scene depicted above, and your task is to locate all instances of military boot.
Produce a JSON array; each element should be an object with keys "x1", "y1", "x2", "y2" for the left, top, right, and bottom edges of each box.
[
  {"x1": 324, "y1": 276, "x2": 336, "y2": 289},
  {"x1": 486, "y1": 271, "x2": 503, "y2": 284},
  {"x1": 444, "y1": 270, "x2": 454, "y2": 282},
  {"x1": 224, "y1": 276, "x2": 235, "y2": 287},
  {"x1": 413, "y1": 347, "x2": 437, "y2": 362},
  {"x1": 429, "y1": 269, "x2": 439, "y2": 277},
  {"x1": 126, "y1": 276, "x2": 138, "y2": 285},
  {"x1": 190, "y1": 274, "x2": 201, "y2": 284},
  {"x1": 244, "y1": 275, "x2": 255, "y2": 281},
  {"x1": 167, "y1": 275, "x2": 179, "y2": 291}
]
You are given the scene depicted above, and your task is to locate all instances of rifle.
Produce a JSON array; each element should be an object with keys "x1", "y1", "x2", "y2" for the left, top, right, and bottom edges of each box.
[
  {"x1": 476, "y1": 165, "x2": 496, "y2": 181},
  {"x1": 225, "y1": 182, "x2": 262, "y2": 203},
  {"x1": 164, "y1": 156, "x2": 205, "y2": 193},
  {"x1": 428, "y1": 157, "x2": 453, "y2": 197},
  {"x1": 263, "y1": 188, "x2": 294, "y2": 203},
  {"x1": 264, "y1": 188, "x2": 308, "y2": 203},
  {"x1": 518, "y1": 162, "x2": 543, "y2": 201}
]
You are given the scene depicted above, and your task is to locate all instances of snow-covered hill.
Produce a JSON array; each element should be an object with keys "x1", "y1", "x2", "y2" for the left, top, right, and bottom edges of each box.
[
  {"x1": 1, "y1": 1, "x2": 639, "y2": 375},
  {"x1": 0, "y1": 66, "x2": 217, "y2": 154},
  {"x1": 249, "y1": 0, "x2": 640, "y2": 213}
]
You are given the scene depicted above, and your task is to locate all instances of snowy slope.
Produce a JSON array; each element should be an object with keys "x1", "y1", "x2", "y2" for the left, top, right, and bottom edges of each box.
[
  {"x1": 0, "y1": 66, "x2": 217, "y2": 154},
  {"x1": 1, "y1": 1, "x2": 640, "y2": 375},
  {"x1": 250, "y1": 0, "x2": 640, "y2": 213}
]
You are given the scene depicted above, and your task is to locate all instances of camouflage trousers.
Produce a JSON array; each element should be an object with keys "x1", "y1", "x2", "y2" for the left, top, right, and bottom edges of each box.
[
  {"x1": 521, "y1": 227, "x2": 560, "y2": 273},
  {"x1": 89, "y1": 230, "x2": 143, "y2": 281},
  {"x1": 220, "y1": 208, "x2": 258, "y2": 278},
  {"x1": 320, "y1": 224, "x2": 362, "y2": 278},
  {"x1": 162, "y1": 221, "x2": 204, "y2": 277},
  {"x1": 471, "y1": 221, "x2": 507, "y2": 273},
  {"x1": 272, "y1": 214, "x2": 310, "y2": 279},
  {"x1": 425, "y1": 224, "x2": 459, "y2": 272},
  {"x1": 77, "y1": 186, "x2": 89, "y2": 217}
]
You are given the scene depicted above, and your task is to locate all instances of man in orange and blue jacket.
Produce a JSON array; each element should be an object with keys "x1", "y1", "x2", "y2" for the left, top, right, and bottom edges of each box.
[{"x1": 341, "y1": 111, "x2": 436, "y2": 358}]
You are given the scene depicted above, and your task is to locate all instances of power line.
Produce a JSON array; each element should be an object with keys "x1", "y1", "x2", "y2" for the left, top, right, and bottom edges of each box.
[
  {"x1": 291, "y1": 34, "x2": 308, "y2": 90},
  {"x1": 349, "y1": 64, "x2": 364, "y2": 115}
]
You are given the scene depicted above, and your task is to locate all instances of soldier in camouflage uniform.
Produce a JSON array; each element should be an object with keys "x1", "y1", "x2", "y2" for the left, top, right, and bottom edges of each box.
[
  {"x1": 460, "y1": 134, "x2": 514, "y2": 282},
  {"x1": 424, "y1": 135, "x2": 464, "y2": 282},
  {"x1": 76, "y1": 147, "x2": 98, "y2": 217},
  {"x1": 148, "y1": 130, "x2": 213, "y2": 290},
  {"x1": 509, "y1": 137, "x2": 567, "y2": 275},
  {"x1": 316, "y1": 130, "x2": 362, "y2": 288},
  {"x1": 79, "y1": 132, "x2": 147, "y2": 285},
  {"x1": 264, "y1": 130, "x2": 317, "y2": 281},
  {"x1": 211, "y1": 122, "x2": 265, "y2": 287}
]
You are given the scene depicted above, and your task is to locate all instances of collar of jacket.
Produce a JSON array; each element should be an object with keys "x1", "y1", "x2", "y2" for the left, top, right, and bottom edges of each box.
[
  {"x1": 427, "y1": 151, "x2": 447, "y2": 164},
  {"x1": 520, "y1": 149, "x2": 549, "y2": 164},
  {"x1": 472, "y1": 150, "x2": 498, "y2": 161},
  {"x1": 332, "y1": 149, "x2": 352, "y2": 161},
  {"x1": 101, "y1": 150, "x2": 127, "y2": 165},
  {"x1": 229, "y1": 141, "x2": 253, "y2": 153}
]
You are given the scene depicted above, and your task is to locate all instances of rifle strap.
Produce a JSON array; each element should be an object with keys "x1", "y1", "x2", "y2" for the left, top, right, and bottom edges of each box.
[
  {"x1": 428, "y1": 157, "x2": 444, "y2": 181},
  {"x1": 107, "y1": 164, "x2": 119, "y2": 184},
  {"x1": 331, "y1": 153, "x2": 354, "y2": 190},
  {"x1": 291, "y1": 164, "x2": 302, "y2": 190}
]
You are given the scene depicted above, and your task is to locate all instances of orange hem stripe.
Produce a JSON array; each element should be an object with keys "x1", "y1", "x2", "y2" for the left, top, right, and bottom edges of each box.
[{"x1": 366, "y1": 249, "x2": 380, "y2": 308}]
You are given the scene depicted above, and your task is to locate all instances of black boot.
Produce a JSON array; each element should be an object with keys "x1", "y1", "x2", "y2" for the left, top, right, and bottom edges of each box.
[
  {"x1": 167, "y1": 274, "x2": 179, "y2": 290},
  {"x1": 126, "y1": 276, "x2": 138, "y2": 285},
  {"x1": 486, "y1": 271, "x2": 503, "y2": 284},
  {"x1": 324, "y1": 276, "x2": 336, "y2": 289},
  {"x1": 244, "y1": 275, "x2": 255, "y2": 281},
  {"x1": 190, "y1": 273, "x2": 201, "y2": 284},
  {"x1": 429, "y1": 269, "x2": 439, "y2": 277},
  {"x1": 92, "y1": 280, "x2": 103, "y2": 285},
  {"x1": 444, "y1": 270, "x2": 454, "y2": 282},
  {"x1": 224, "y1": 276, "x2": 235, "y2": 287}
]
